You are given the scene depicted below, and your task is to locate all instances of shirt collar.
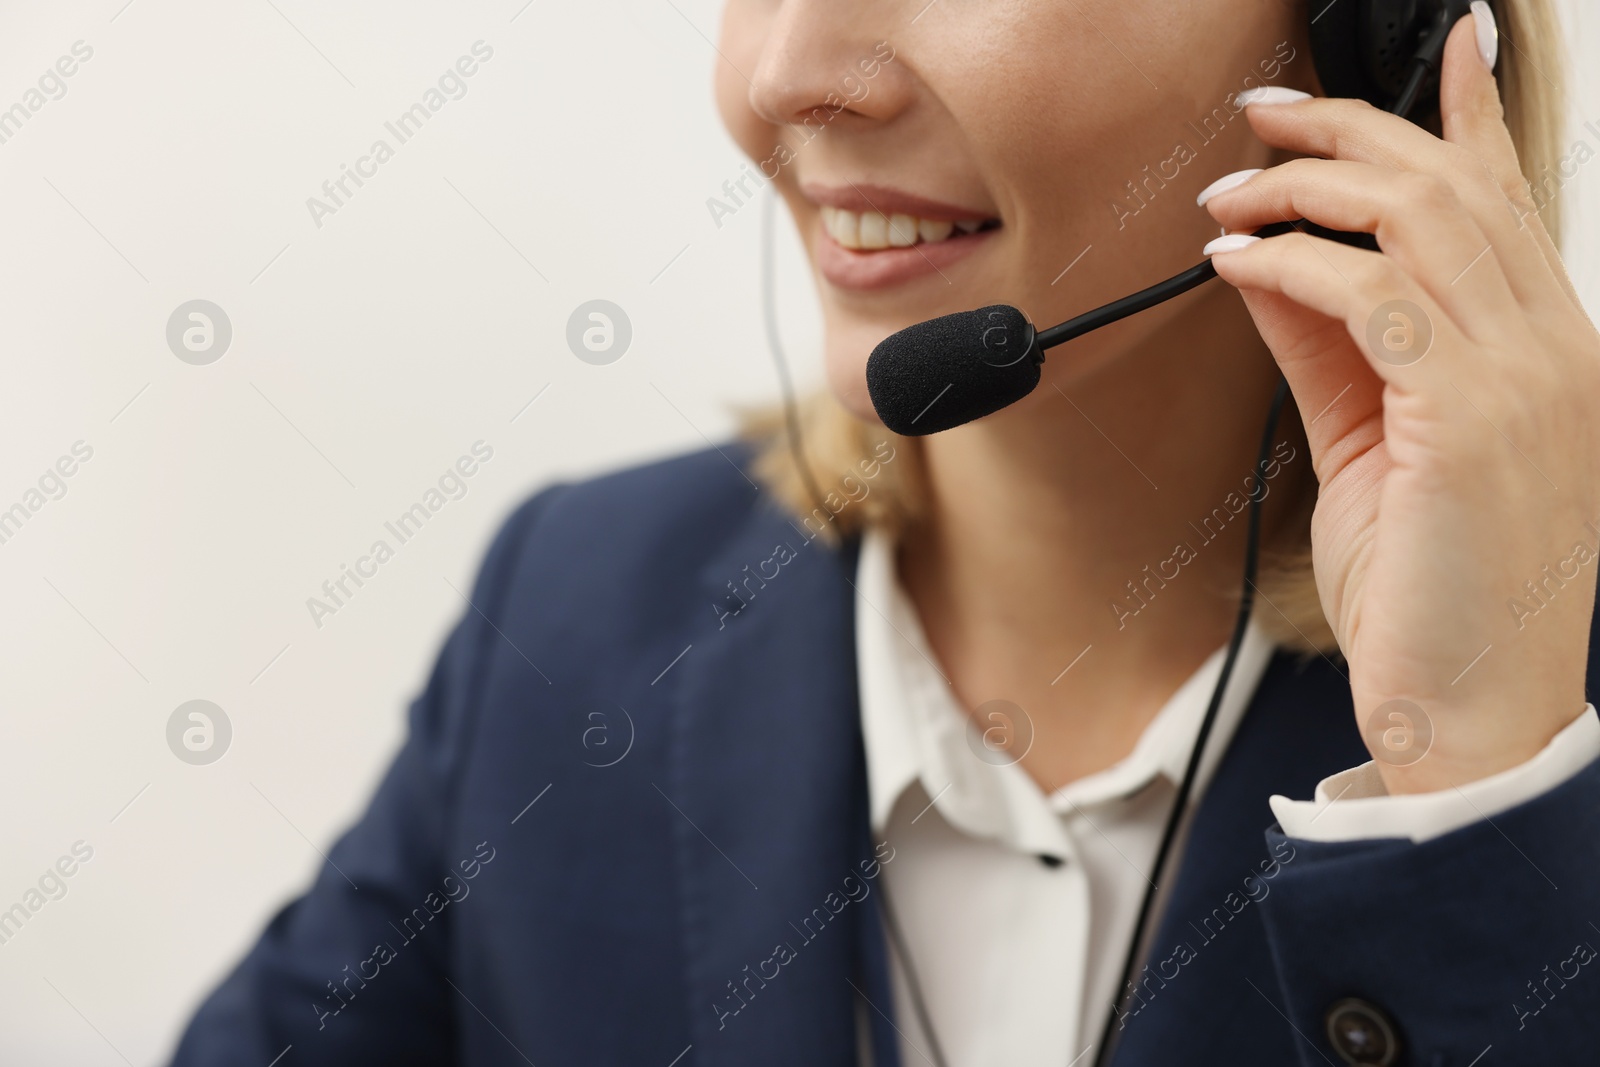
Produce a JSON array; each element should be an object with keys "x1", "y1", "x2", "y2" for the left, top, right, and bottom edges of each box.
[{"x1": 855, "y1": 526, "x2": 1276, "y2": 854}]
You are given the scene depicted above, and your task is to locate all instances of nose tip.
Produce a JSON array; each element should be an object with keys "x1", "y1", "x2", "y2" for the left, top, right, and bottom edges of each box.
[
  {"x1": 745, "y1": 72, "x2": 799, "y2": 129},
  {"x1": 747, "y1": 51, "x2": 831, "y2": 129},
  {"x1": 745, "y1": 21, "x2": 904, "y2": 129}
]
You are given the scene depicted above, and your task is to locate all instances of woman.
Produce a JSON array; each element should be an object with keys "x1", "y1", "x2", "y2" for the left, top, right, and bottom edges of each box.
[{"x1": 173, "y1": 1, "x2": 1600, "y2": 1064}]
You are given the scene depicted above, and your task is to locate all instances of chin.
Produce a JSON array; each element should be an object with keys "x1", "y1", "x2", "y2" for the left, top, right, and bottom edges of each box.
[{"x1": 822, "y1": 320, "x2": 890, "y2": 425}]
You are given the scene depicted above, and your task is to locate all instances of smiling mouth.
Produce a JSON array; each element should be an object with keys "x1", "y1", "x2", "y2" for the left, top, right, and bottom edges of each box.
[
  {"x1": 820, "y1": 206, "x2": 1002, "y2": 250},
  {"x1": 805, "y1": 182, "x2": 1002, "y2": 290}
]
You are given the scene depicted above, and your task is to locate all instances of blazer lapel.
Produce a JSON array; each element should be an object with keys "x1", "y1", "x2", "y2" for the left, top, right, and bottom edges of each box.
[{"x1": 665, "y1": 498, "x2": 892, "y2": 1066}]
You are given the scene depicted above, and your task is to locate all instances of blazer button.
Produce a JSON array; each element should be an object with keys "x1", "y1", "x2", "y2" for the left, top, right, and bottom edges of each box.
[{"x1": 1324, "y1": 998, "x2": 1400, "y2": 1065}]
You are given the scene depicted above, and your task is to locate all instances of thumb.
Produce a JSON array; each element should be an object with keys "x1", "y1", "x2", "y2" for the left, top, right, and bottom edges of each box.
[
  {"x1": 1439, "y1": 3, "x2": 1509, "y2": 169},
  {"x1": 1439, "y1": 2, "x2": 1582, "y2": 308}
]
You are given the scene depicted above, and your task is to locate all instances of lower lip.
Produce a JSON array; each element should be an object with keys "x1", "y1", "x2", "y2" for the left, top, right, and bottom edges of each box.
[{"x1": 815, "y1": 221, "x2": 997, "y2": 291}]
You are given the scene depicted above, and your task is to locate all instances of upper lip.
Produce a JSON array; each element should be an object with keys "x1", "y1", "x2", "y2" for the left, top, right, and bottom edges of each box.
[{"x1": 800, "y1": 181, "x2": 997, "y2": 223}]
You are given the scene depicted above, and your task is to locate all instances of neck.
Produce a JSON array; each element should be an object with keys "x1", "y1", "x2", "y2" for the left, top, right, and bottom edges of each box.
[{"x1": 898, "y1": 285, "x2": 1294, "y2": 790}]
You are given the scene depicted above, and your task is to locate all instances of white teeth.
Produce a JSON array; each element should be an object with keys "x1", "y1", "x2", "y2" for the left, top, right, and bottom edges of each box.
[
  {"x1": 821, "y1": 206, "x2": 989, "y2": 250},
  {"x1": 821, "y1": 205, "x2": 858, "y2": 246},
  {"x1": 857, "y1": 211, "x2": 889, "y2": 249},
  {"x1": 887, "y1": 214, "x2": 918, "y2": 247}
]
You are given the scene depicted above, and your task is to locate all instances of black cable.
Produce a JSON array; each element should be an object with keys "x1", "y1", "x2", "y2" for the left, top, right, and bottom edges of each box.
[
  {"x1": 878, "y1": 880, "x2": 953, "y2": 1067},
  {"x1": 1393, "y1": 1, "x2": 1464, "y2": 119},
  {"x1": 1088, "y1": 375, "x2": 1289, "y2": 1067},
  {"x1": 875, "y1": 377, "x2": 1291, "y2": 1067},
  {"x1": 760, "y1": 187, "x2": 832, "y2": 519},
  {"x1": 1390, "y1": 56, "x2": 1436, "y2": 123},
  {"x1": 1089, "y1": 59, "x2": 1425, "y2": 1067}
]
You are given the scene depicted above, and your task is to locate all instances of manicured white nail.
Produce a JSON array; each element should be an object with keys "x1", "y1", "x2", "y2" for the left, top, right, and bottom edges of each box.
[
  {"x1": 1233, "y1": 86, "x2": 1312, "y2": 107},
  {"x1": 1471, "y1": 1, "x2": 1498, "y2": 70},
  {"x1": 1196, "y1": 169, "x2": 1263, "y2": 207},
  {"x1": 1203, "y1": 234, "x2": 1262, "y2": 256}
]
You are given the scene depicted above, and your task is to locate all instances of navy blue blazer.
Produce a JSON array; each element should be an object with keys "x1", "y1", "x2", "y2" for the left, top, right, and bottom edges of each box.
[{"x1": 172, "y1": 446, "x2": 1600, "y2": 1066}]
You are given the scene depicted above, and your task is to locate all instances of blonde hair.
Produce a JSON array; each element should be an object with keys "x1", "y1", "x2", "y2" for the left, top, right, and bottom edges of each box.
[{"x1": 743, "y1": 0, "x2": 1569, "y2": 654}]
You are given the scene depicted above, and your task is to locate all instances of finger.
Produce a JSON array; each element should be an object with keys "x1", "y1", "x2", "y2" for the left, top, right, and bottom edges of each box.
[
  {"x1": 1238, "y1": 91, "x2": 1558, "y2": 314},
  {"x1": 1233, "y1": 286, "x2": 1387, "y2": 482},
  {"x1": 1437, "y1": 7, "x2": 1585, "y2": 313},
  {"x1": 1208, "y1": 232, "x2": 1465, "y2": 397},
  {"x1": 1202, "y1": 157, "x2": 1519, "y2": 345}
]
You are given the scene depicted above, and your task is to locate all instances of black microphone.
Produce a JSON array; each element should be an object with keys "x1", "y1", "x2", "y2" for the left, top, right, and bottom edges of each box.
[
  {"x1": 865, "y1": 220, "x2": 1370, "y2": 436},
  {"x1": 864, "y1": 305, "x2": 1042, "y2": 436}
]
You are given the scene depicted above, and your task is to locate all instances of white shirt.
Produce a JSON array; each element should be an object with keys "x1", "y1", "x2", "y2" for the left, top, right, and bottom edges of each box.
[{"x1": 853, "y1": 527, "x2": 1600, "y2": 1067}]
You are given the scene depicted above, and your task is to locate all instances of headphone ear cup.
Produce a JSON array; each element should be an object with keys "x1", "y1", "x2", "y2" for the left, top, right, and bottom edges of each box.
[
  {"x1": 1365, "y1": 0, "x2": 1424, "y2": 98},
  {"x1": 1308, "y1": 0, "x2": 1422, "y2": 107}
]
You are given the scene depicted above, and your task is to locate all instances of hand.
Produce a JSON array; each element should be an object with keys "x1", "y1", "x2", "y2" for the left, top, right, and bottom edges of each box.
[{"x1": 1200, "y1": 13, "x2": 1600, "y2": 794}]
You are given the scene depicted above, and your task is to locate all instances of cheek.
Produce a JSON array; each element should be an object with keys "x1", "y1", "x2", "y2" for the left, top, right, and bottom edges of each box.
[
  {"x1": 714, "y1": 65, "x2": 762, "y2": 160},
  {"x1": 713, "y1": 5, "x2": 771, "y2": 163}
]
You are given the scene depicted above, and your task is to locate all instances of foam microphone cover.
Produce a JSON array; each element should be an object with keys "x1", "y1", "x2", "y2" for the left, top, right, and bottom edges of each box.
[{"x1": 866, "y1": 304, "x2": 1044, "y2": 436}]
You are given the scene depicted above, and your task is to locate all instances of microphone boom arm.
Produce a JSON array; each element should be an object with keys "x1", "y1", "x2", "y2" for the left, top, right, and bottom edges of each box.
[{"x1": 1033, "y1": 220, "x2": 1320, "y2": 352}]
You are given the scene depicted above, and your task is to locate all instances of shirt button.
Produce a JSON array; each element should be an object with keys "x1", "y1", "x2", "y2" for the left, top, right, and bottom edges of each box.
[{"x1": 1324, "y1": 998, "x2": 1400, "y2": 1065}]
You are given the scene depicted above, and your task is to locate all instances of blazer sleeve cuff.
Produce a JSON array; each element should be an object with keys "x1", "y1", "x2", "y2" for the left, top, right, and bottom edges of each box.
[{"x1": 1268, "y1": 705, "x2": 1600, "y2": 843}]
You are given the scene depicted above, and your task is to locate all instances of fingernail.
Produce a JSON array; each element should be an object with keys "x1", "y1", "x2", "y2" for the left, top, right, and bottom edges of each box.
[
  {"x1": 1196, "y1": 168, "x2": 1263, "y2": 207},
  {"x1": 1203, "y1": 234, "x2": 1262, "y2": 256},
  {"x1": 1471, "y1": 1, "x2": 1498, "y2": 70},
  {"x1": 1233, "y1": 86, "x2": 1312, "y2": 107}
]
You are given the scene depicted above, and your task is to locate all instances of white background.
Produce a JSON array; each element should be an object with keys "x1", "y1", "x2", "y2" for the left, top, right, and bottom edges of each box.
[{"x1": 0, "y1": 1, "x2": 1595, "y2": 1063}]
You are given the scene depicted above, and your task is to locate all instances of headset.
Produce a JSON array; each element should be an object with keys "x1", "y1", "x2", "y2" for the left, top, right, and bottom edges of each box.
[{"x1": 758, "y1": 2, "x2": 1481, "y2": 1065}]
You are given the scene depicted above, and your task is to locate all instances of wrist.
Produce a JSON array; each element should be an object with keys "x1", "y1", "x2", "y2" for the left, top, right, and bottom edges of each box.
[{"x1": 1362, "y1": 696, "x2": 1582, "y2": 795}]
